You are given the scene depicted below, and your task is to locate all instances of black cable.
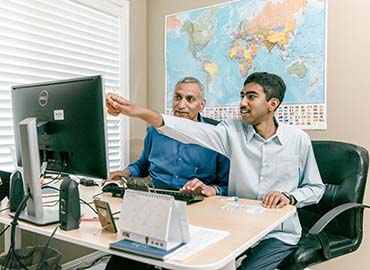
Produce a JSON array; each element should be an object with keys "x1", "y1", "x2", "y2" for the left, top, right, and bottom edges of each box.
[
  {"x1": 6, "y1": 193, "x2": 31, "y2": 270},
  {"x1": 36, "y1": 225, "x2": 59, "y2": 270},
  {"x1": 42, "y1": 165, "x2": 66, "y2": 186},
  {"x1": 112, "y1": 211, "x2": 120, "y2": 216},
  {"x1": 92, "y1": 191, "x2": 104, "y2": 199},
  {"x1": 0, "y1": 224, "x2": 10, "y2": 238},
  {"x1": 73, "y1": 254, "x2": 110, "y2": 270},
  {"x1": 41, "y1": 185, "x2": 59, "y2": 191},
  {"x1": 0, "y1": 206, "x2": 10, "y2": 213},
  {"x1": 80, "y1": 198, "x2": 98, "y2": 215}
]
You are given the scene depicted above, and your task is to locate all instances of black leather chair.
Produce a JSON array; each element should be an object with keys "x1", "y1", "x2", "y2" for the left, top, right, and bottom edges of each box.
[{"x1": 279, "y1": 141, "x2": 369, "y2": 270}]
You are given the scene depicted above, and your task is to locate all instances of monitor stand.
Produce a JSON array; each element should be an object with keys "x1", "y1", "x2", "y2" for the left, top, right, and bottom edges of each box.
[
  {"x1": 9, "y1": 118, "x2": 59, "y2": 226},
  {"x1": 9, "y1": 208, "x2": 59, "y2": 226}
]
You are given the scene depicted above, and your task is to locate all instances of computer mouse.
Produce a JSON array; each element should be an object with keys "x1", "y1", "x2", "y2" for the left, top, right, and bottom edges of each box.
[
  {"x1": 102, "y1": 182, "x2": 122, "y2": 193},
  {"x1": 102, "y1": 182, "x2": 125, "y2": 198}
]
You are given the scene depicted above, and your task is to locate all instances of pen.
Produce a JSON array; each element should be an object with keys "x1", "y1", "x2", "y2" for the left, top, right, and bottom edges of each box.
[{"x1": 221, "y1": 196, "x2": 239, "y2": 202}]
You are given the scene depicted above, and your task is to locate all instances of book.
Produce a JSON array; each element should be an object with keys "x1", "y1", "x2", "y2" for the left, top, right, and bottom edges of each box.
[{"x1": 109, "y1": 238, "x2": 185, "y2": 260}]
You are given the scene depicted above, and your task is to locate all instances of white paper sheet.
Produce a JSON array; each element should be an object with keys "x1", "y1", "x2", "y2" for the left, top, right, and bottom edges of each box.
[{"x1": 170, "y1": 225, "x2": 229, "y2": 261}]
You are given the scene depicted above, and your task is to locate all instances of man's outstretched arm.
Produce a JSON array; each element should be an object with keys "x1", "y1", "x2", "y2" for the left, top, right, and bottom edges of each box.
[{"x1": 106, "y1": 93, "x2": 164, "y2": 127}]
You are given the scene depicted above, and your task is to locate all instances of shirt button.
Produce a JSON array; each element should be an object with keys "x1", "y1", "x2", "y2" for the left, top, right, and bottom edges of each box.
[
  {"x1": 175, "y1": 176, "x2": 178, "y2": 178},
  {"x1": 178, "y1": 158, "x2": 182, "y2": 161}
]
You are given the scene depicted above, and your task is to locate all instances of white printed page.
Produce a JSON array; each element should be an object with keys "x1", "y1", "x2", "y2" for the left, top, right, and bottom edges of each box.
[{"x1": 170, "y1": 225, "x2": 229, "y2": 261}]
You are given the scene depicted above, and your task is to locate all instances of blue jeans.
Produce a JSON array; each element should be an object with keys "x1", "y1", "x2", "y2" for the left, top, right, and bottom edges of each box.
[{"x1": 240, "y1": 238, "x2": 296, "y2": 270}]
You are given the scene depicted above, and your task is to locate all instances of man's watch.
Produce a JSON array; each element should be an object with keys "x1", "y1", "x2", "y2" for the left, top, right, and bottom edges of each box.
[
  {"x1": 212, "y1": 185, "x2": 221, "y2": 195},
  {"x1": 282, "y1": 192, "x2": 297, "y2": 205}
]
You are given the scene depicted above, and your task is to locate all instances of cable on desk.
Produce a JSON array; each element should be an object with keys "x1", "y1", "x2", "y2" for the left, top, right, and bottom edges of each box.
[
  {"x1": 80, "y1": 198, "x2": 98, "y2": 215},
  {"x1": 112, "y1": 211, "x2": 120, "y2": 216},
  {"x1": 92, "y1": 191, "x2": 104, "y2": 200},
  {"x1": 0, "y1": 207, "x2": 10, "y2": 213}
]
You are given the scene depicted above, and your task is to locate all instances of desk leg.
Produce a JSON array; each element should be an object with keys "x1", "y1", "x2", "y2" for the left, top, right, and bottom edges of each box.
[
  {"x1": 219, "y1": 260, "x2": 236, "y2": 270},
  {"x1": 4, "y1": 227, "x2": 21, "y2": 252}
]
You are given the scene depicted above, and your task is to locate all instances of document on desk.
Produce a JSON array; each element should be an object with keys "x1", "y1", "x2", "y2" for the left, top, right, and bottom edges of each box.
[
  {"x1": 222, "y1": 203, "x2": 265, "y2": 213},
  {"x1": 170, "y1": 225, "x2": 229, "y2": 261}
]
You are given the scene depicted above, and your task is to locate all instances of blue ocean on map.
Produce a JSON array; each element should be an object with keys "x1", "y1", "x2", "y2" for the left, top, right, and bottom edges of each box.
[{"x1": 166, "y1": 0, "x2": 326, "y2": 108}]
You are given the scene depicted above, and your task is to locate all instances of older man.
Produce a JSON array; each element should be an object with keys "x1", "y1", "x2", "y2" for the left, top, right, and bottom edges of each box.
[{"x1": 105, "y1": 77, "x2": 230, "y2": 270}]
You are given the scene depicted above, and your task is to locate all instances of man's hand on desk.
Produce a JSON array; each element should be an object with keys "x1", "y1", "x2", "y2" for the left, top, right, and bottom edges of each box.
[
  {"x1": 262, "y1": 191, "x2": 290, "y2": 208},
  {"x1": 180, "y1": 178, "x2": 217, "y2": 197},
  {"x1": 101, "y1": 168, "x2": 131, "y2": 186}
]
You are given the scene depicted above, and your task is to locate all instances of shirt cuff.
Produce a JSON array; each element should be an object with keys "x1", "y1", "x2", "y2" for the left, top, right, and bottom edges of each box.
[
  {"x1": 126, "y1": 166, "x2": 137, "y2": 177},
  {"x1": 219, "y1": 186, "x2": 228, "y2": 196},
  {"x1": 291, "y1": 190, "x2": 304, "y2": 207}
]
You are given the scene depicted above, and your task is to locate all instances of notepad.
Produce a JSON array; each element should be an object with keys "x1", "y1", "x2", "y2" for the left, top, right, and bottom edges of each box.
[{"x1": 109, "y1": 239, "x2": 185, "y2": 260}]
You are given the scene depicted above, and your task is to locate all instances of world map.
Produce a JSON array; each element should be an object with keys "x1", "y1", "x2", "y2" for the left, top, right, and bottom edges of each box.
[{"x1": 165, "y1": 0, "x2": 327, "y2": 128}]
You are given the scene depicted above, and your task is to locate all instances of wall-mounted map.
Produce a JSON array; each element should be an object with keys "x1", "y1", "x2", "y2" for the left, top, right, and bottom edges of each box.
[{"x1": 165, "y1": 0, "x2": 327, "y2": 129}]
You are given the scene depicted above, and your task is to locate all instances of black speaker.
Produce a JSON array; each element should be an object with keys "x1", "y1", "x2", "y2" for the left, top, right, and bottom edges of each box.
[
  {"x1": 59, "y1": 178, "x2": 81, "y2": 231},
  {"x1": 0, "y1": 170, "x2": 11, "y2": 203},
  {"x1": 9, "y1": 170, "x2": 25, "y2": 212}
]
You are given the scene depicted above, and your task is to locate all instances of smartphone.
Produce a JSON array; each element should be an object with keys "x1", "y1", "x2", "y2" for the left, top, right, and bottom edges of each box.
[{"x1": 93, "y1": 199, "x2": 117, "y2": 233}]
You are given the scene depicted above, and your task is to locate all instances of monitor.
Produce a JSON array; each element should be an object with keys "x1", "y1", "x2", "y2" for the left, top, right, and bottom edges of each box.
[{"x1": 11, "y1": 75, "x2": 109, "y2": 225}]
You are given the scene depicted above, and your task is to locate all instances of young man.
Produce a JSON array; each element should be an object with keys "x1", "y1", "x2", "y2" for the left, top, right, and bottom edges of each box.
[
  {"x1": 106, "y1": 72, "x2": 325, "y2": 270},
  {"x1": 105, "y1": 77, "x2": 230, "y2": 270}
]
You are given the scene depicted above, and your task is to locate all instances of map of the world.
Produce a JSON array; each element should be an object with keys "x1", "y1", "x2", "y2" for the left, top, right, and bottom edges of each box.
[{"x1": 165, "y1": 0, "x2": 326, "y2": 129}]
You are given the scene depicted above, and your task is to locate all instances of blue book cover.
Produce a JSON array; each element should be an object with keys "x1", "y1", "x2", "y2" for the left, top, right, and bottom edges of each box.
[{"x1": 109, "y1": 239, "x2": 185, "y2": 260}]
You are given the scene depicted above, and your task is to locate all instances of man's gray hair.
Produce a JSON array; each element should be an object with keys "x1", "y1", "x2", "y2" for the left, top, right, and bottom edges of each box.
[{"x1": 174, "y1": 76, "x2": 205, "y2": 98}]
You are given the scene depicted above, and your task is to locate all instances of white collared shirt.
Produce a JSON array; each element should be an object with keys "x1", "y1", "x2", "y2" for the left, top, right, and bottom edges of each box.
[{"x1": 159, "y1": 115, "x2": 325, "y2": 245}]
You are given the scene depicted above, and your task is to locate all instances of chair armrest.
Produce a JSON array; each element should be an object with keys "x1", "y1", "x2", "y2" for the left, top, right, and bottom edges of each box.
[
  {"x1": 307, "y1": 203, "x2": 369, "y2": 259},
  {"x1": 308, "y1": 203, "x2": 370, "y2": 235}
]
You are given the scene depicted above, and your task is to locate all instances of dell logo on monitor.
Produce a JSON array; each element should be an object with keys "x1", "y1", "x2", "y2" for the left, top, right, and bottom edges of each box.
[{"x1": 39, "y1": 90, "x2": 49, "y2": 107}]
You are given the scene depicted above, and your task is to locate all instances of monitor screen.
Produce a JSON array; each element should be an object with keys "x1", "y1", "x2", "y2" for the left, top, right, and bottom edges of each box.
[
  {"x1": 12, "y1": 75, "x2": 109, "y2": 179},
  {"x1": 10, "y1": 75, "x2": 109, "y2": 225}
]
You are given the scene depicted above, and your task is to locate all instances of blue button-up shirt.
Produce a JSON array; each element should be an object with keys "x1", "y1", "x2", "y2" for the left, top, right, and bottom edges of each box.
[{"x1": 127, "y1": 118, "x2": 230, "y2": 195}]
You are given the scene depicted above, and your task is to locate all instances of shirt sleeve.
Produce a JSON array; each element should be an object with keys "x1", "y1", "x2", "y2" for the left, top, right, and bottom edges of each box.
[
  {"x1": 291, "y1": 134, "x2": 326, "y2": 208},
  {"x1": 159, "y1": 114, "x2": 231, "y2": 158},
  {"x1": 127, "y1": 127, "x2": 153, "y2": 177}
]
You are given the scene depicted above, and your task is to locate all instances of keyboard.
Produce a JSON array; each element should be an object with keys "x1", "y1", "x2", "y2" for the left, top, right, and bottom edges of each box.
[
  {"x1": 103, "y1": 183, "x2": 204, "y2": 204},
  {"x1": 148, "y1": 188, "x2": 205, "y2": 204}
]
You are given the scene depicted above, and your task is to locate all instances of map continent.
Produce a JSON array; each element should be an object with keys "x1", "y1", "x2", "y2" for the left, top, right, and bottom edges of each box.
[{"x1": 166, "y1": 0, "x2": 326, "y2": 128}]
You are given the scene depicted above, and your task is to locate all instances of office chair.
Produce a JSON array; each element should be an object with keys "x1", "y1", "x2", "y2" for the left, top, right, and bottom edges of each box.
[{"x1": 279, "y1": 141, "x2": 369, "y2": 270}]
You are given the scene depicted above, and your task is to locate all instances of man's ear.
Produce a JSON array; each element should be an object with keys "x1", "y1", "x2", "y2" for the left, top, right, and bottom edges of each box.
[
  {"x1": 199, "y1": 99, "x2": 206, "y2": 112},
  {"x1": 269, "y1": 98, "x2": 280, "y2": 112}
]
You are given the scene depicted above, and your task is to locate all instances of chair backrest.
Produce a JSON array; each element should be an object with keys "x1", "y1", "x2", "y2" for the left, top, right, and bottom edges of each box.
[
  {"x1": 279, "y1": 141, "x2": 369, "y2": 270},
  {"x1": 299, "y1": 141, "x2": 369, "y2": 238}
]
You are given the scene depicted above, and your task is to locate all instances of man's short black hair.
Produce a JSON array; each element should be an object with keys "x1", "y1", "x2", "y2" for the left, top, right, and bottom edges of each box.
[{"x1": 243, "y1": 72, "x2": 286, "y2": 106}]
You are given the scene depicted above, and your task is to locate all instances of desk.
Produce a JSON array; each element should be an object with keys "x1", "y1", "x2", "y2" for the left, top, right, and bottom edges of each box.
[{"x1": 0, "y1": 186, "x2": 295, "y2": 270}]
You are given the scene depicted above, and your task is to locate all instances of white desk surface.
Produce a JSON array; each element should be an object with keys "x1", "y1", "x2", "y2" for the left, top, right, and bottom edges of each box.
[{"x1": 0, "y1": 185, "x2": 295, "y2": 270}]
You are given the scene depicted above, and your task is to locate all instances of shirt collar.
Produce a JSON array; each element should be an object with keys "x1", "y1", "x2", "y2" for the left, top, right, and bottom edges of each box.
[
  {"x1": 243, "y1": 123, "x2": 256, "y2": 143},
  {"x1": 274, "y1": 120, "x2": 285, "y2": 145},
  {"x1": 243, "y1": 117, "x2": 284, "y2": 145},
  {"x1": 198, "y1": 113, "x2": 204, "y2": 123}
]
